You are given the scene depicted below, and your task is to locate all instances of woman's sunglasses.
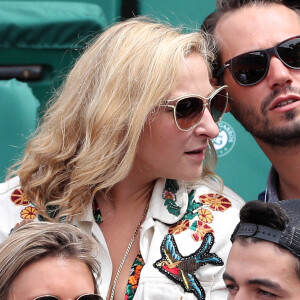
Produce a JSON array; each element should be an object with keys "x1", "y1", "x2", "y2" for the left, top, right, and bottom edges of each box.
[
  {"x1": 160, "y1": 85, "x2": 228, "y2": 131},
  {"x1": 217, "y1": 35, "x2": 300, "y2": 86},
  {"x1": 34, "y1": 294, "x2": 103, "y2": 300}
]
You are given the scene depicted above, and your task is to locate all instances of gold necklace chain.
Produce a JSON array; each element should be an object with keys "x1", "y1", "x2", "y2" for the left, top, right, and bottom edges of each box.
[{"x1": 109, "y1": 202, "x2": 149, "y2": 300}]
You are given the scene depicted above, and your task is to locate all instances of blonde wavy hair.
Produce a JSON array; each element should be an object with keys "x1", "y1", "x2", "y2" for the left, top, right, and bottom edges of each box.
[
  {"x1": 0, "y1": 222, "x2": 101, "y2": 299},
  {"x1": 14, "y1": 17, "x2": 217, "y2": 221}
]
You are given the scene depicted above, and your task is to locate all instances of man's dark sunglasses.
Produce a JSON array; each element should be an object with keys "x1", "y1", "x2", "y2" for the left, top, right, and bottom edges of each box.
[{"x1": 217, "y1": 35, "x2": 300, "y2": 86}]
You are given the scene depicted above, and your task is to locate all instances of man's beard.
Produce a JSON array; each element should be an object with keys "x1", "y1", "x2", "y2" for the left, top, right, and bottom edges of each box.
[{"x1": 230, "y1": 86, "x2": 300, "y2": 147}]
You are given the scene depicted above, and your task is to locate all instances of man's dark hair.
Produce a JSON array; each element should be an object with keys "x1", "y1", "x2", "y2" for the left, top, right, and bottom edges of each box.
[
  {"x1": 239, "y1": 200, "x2": 288, "y2": 230},
  {"x1": 201, "y1": 0, "x2": 300, "y2": 82},
  {"x1": 202, "y1": 0, "x2": 298, "y2": 36},
  {"x1": 233, "y1": 200, "x2": 300, "y2": 280}
]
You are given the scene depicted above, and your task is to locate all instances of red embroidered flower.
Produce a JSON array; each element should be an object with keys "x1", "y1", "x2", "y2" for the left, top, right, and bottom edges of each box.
[
  {"x1": 192, "y1": 220, "x2": 214, "y2": 242},
  {"x1": 20, "y1": 206, "x2": 37, "y2": 220},
  {"x1": 10, "y1": 189, "x2": 29, "y2": 206},
  {"x1": 198, "y1": 208, "x2": 214, "y2": 223},
  {"x1": 162, "y1": 190, "x2": 175, "y2": 201},
  {"x1": 168, "y1": 220, "x2": 190, "y2": 235},
  {"x1": 199, "y1": 194, "x2": 232, "y2": 212}
]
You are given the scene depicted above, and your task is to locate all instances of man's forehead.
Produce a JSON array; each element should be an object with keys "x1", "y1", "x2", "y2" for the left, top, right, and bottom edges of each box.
[{"x1": 214, "y1": 4, "x2": 300, "y2": 61}]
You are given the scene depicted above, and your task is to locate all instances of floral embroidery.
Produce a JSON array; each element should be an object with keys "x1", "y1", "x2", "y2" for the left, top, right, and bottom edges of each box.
[
  {"x1": 162, "y1": 190, "x2": 176, "y2": 201},
  {"x1": 167, "y1": 191, "x2": 230, "y2": 243},
  {"x1": 199, "y1": 194, "x2": 232, "y2": 212},
  {"x1": 190, "y1": 221, "x2": 214, "y2": 242},
  {"x1": 92, "y1": 200, "x2": 143, "y2": 299},
  {"x1": 10, "y1": 188, "x2": 29, "y2": 205},
  {"x1": 10, "y1": 188, "x2": 39, "y2": 221},
  {"x1": 168, "y1": 220, "x2": 190, "y2": 234},
  {"x1": 125, "y1": 252, "x2": 145, "y2": 299},
  {"x1": 162, "y1": 179, "x2": 181, "y2": 216},
  {"x1": 20, "y1": 206, "x2": 38, "y2": 220},
  {"x1": 198, "y1": 208, "x2": 214, "y2": 223},
  {"x1": 92, "y1": 198, "x2": 102, "y2": 224}
]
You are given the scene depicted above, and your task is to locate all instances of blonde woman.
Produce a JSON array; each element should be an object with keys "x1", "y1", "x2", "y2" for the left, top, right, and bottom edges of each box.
[
  {"x1": 0, "y1": 222, "x2": 102, "y2": 300},
  {"x1": 0, "y1": 17, "x2": 244, "y2": 300}
]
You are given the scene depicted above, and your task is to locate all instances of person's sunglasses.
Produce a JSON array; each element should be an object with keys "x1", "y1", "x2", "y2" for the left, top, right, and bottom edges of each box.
[
  {"x1": 217, "y1": 35, "x2": 300, "y2": 86},
  {"x1": 34, "y1": 294, "x2": 103, "y2": 300},
  {"x1": 160, "y1": 85, "x2": 228, "y2": 131}
]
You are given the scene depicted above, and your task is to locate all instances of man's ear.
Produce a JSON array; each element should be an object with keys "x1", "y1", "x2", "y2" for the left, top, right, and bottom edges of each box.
[
  {"x1": 210, "y1": 76, "x2": 218, "y2": 86},
  {"x1": 211, "y1": 76, "x2": 231, "y2": 112},
  {"x1": 225, "y1": 102, "x2": 231, "y2": 113}
]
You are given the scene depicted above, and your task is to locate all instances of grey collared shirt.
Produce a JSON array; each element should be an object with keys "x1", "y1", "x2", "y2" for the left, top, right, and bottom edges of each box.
[{"x1": 258, "y1": 165, "x2": 280, "y2": 203}]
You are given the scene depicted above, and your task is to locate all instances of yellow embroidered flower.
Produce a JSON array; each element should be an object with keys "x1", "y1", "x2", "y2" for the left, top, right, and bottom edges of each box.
[
  {"x1": 199, "y1": 194, "x2": 232, "y2": 212},
  {"x1": 10, "y1": 189, "x2": 29, "y2": 206},
  {"x1": 168, "y1": 220, "x2": 190, "y2": 235},
  {"x1": 198, "y1": 208, "x2": 214, "y2": 223},
  {"x1": 192, "y1": 221, "x2": 214, "y2": 242},
  {"x1": 20, "y1": 206, "x2": 37, "y2": 220}
]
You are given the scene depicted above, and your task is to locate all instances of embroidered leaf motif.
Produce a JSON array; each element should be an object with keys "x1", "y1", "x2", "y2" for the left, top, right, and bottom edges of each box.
[
  {"x1": 162, "y1": 179, "x2": 181, "y2": 216},
  {"x1": 38, "y1": 205, "x2": 66, "y2": 223},
  {"x1": 92, "y1": 198, "x2": 103, "y2": 224},
  {"x1": 164, "y1": 199, "x2": 181, "y2": 216},
  {"x1": 182, "y1": 190, "x2": 203, "y2": 220},
  {"x1": 190, "y1": 220, "x2": 198, "y2": 232}
]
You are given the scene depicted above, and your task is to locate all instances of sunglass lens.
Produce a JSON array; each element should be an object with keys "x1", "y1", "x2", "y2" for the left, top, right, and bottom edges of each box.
[
  {"x1": 231, "y1": 51, "x2": 268, "y2": 85},
  {"x1": 210, "y1": 90, "x2": 228, "y2": 122},
  {"x1": 79, "y1": 295, "x2": 103, "y2": 300},
  {"x1": 278, "y1": 37, "x2": 300, "y2": 69},
  {"x1": 175, "y1": 97, "x2": 203, "y2": 130},
  {"x1": 34, "y1": 297, "x2": 58, "y2": 300}
]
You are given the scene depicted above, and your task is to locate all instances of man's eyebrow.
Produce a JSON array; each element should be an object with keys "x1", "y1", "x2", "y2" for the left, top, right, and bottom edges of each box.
[
  {"x1": 223, "y1": 272, "x2": 235, "y2": 282},
  {"x1": 248, "y1": 279, "x2": 284, "y2": 292}
]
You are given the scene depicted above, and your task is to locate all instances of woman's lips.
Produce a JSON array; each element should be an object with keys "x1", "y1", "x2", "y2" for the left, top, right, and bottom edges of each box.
[{"x1": 185, "y1": 148, "x2": 206, "y2": 160}]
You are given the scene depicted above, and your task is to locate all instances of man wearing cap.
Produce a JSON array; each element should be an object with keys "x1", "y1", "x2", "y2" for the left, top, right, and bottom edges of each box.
[
  {"x1": 223, "y1": 200, "x2": 300, "y2": 299},
  {"x1": 202, "y1": 0, "x2": 300, "y2": 202}
]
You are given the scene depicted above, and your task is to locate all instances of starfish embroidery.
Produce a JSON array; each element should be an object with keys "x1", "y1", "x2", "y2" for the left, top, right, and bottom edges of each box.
[{"x1": 154, "y1": 233, "x2": 223, "y2": 300}]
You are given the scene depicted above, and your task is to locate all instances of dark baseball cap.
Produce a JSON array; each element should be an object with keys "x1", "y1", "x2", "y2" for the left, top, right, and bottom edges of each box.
[{"x1": 231, "y1": 199, "x2": 300, "y2": 259}]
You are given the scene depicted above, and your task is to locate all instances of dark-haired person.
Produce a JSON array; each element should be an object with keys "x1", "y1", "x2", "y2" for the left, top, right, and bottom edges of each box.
[
  {"x1": 202, "y1": 0, "x2": 300, "y2": 202},
  {"x1": 224, "y1": 199, "x2": 300, "y2": 299}
]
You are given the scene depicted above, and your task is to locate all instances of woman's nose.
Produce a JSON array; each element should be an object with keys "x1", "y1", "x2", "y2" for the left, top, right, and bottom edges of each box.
[{"x1": 193, "y1": 108, "x2": 219, "y2": 139}]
